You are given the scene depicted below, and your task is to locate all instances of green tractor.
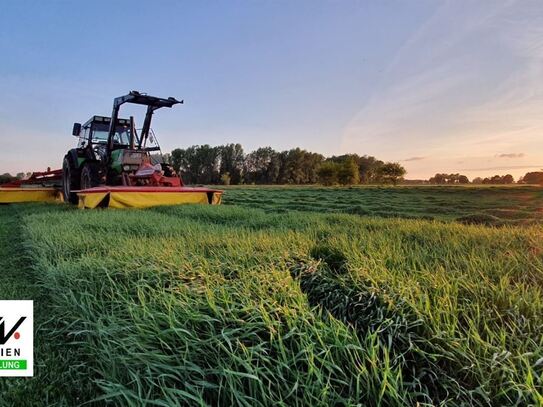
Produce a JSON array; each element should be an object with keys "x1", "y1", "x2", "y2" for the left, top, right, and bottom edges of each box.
[{"x1": 62, "y1": 91, "x2": 182, "y2": 204}]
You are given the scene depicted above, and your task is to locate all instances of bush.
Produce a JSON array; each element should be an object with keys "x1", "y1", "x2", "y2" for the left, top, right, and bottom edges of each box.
[{"x1": 220, "y1": 172, "x2": 231, "y2": 185}]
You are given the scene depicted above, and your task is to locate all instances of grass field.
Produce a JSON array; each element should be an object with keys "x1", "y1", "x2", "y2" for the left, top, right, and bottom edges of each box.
[
  {"x1": 0, "y1": 186, "x2": 542, "y2": 406},
  {"x1": 223, "y1": 185, "x2": 543, "y2": 226}
]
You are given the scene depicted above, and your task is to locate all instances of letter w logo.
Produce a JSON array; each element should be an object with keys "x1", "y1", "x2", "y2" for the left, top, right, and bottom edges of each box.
[{"x1": 0, "y1": 317, "x2": 26, "y2": 345}]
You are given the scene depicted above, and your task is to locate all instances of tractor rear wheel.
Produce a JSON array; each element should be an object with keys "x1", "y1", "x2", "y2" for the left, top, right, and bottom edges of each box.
[
  {"x1": 62, "y1": 156, "x2": 80, "y2": 205},
  {"x1": 80, "y1": 163, "x2": 101, "y2": 190}
]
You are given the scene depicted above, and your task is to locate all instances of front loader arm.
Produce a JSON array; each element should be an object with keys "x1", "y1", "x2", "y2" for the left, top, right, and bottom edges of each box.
[{"x1": 105, "y1": 90, "x2": 183, "y2": 170}]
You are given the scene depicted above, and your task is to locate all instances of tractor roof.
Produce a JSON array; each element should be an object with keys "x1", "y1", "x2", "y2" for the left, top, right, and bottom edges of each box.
[{"x1": 83, "y1": 115, "x2": 131, "y2": 128}]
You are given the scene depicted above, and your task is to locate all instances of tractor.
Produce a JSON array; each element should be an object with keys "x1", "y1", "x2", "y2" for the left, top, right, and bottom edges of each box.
[{"x1": 62, "y1": 91, "x2": 183, "y2": 204}]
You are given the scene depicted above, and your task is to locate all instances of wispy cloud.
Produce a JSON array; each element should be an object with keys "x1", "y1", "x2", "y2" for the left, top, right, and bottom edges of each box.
[
  {"x1": 341, "y1": 0, "x2": 543, "y2": 178},
  {"x1": 496, "y1": 153, "x2": 525, "y2": 158},
  {"x1": 403, "y1": 156, "x2": 425, "y2": 161}
]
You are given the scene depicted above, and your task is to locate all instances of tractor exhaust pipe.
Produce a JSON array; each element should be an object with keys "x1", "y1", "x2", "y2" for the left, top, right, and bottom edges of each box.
[{"x1": 129, "y1": 116, "x2": 136, "y2": 149}]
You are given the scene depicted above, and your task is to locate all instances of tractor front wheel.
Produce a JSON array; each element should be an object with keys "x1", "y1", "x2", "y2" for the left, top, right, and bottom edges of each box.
[
  {"x1": 62, "y1": 156, "x2": 80, "y2": 205},
  {"x1": 80, "y1": 163, "x2": 101, "y2": 190}
]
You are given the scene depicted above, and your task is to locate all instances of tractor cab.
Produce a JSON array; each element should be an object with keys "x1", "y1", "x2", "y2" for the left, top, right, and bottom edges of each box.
[
  {"x1": 75, "y1": 116, "x2": 132, "y2": 149},
  {"x1": 74, "y1": 116, "x2": 134, "y2": 164}
]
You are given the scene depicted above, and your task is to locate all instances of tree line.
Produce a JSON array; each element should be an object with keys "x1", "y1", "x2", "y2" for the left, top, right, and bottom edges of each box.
[
  {"x1": 472, "y1": 174, "x2": 514, "y2": 184},
  {"x1": 427, "y1": 172, "x2": 543, "y2": 184},
  {"x1": 4, "y1": 155, "x2": 543, "y2": 186},
  {"x1": 427, "y1": 173, "x2": 514, "y2": 184},
  {"x1": 169, "y1": 144, "x2": 406, "y2": 185},
  {"x1": 428, "y1": 173, "x2": 470, "y2": 184}
]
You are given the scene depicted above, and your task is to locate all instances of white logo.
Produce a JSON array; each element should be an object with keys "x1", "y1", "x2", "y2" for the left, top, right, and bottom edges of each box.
[{"x1": 0, "y1": 301, "x2": 33, "y2": 377}]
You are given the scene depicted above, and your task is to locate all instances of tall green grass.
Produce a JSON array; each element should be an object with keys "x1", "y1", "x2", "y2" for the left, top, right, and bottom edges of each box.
[
  {"x1": 16, "y1": 204, "x2": 542, "y2": 405},
  {"x1": 0, "y1": 204, "x2": 94, "y2": 407}
]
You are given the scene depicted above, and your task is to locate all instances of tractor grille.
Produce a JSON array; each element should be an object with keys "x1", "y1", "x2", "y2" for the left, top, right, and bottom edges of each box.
[{"x1": 122, "y1": 151, "x2": 148, "y2": 166}]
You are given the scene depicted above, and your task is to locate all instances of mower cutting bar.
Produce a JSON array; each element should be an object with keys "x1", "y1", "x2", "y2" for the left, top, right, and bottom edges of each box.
[
  {"x1": 1, "y1": 169, "x2": 62, "y2": 188},
  {"x1": 0, "y1": 169, "x2": 63, "y2": 204},
  {"x1": 0, "y1": 187, "x2": 60, "y2": 204}
]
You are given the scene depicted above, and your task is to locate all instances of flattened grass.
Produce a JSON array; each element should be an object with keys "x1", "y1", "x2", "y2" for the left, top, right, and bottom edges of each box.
[
  {"x1": 14, "y1": 204, "x2": 543, "y2": 405},
  {"x1": 222, "y1": 185, "x2": 543, "y2": 226}
]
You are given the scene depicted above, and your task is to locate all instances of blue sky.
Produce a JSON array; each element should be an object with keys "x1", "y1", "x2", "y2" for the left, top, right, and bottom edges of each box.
[{"x1": 1, "y1": 0, "x2": 542, "y2": 179}]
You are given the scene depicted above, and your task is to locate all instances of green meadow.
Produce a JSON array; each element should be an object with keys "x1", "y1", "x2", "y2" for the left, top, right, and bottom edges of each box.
[
  {"x1": 0, "y1": 185, "x2": 542, "y2": 406},
  {"x1": 223, "y1": 185, "x2": 543, "y2": 226}
]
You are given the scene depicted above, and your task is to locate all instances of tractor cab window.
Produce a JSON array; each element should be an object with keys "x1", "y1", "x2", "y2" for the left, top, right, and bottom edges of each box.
[
  {"x1": 91, "y1": 122, "x2": 133, "y2": 145},
  {"x1": 78, "y1": 127, "x2": 90, "y2": 148}
]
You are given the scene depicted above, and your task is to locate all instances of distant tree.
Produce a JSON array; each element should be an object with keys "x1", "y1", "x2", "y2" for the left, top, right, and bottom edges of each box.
[
  {"x1": 477, "y1": 174, "x2": 515, "y2": 184},
  {"x1": 329, "y1": 154, "x2": 383, "y2": 184},
  {"x1": 502, "y1": 174, "x2": 514, "y2": 184},
  {"x1": 171, "y1": 145, "x2": 221, "y2": 184},
  {"x1": 170, "y1": 149, "x2": 184, "y2": 175},
  {"x1": 358, "y1": 155, "x2": 384, "y2": 183},
  {"x1": 337, "y1": 158, "x2": 360, "y2": 185},
  {"x1": 447, "y1": 173, "x2": 459, "y2": 184},
  {"x1": 244, "y1": 147, "x2": 279, "y2": 184},
  {"x1": 276, "y1": 148, "x2": 324, "y2": 184},
  {"x1": 376, "y1": 162, "x2": 406, "y2": 185},
  {"x1": 429, "y1": 173, "x2": 447, "y2": 184},
  {"x1": 472, "y1": 177, "x2": 483, "y2": 184},
  {"x1": 195, "y1": 145, "x2": 221, "y2": 184},
  {"x1": 277, "y1": 149, "x2": 301, "y2": 184},
  {"x1": 266, "y1": 150, "x2": 282, "y2": 184},
  {"x1": 0, "y1": 173, "x2": 17, "y2": 185},
  {"x1": 520, "y1": 171, "x2": 543, "y2": 185},
  {"x1": 302, "y1": 151, "x2": 325, "y2": 184},
  {"x1": 317, "y1": 162, "x2": 339, "y2": 185},
  {"x1": 219, "y1": 143, "x2": 244, "y2": 184},
  {"x1": 490, "y1": 175, "x2": 502, "y2": 184},
  {"x1": 429, "y1": 173, "x2": 469, "y2": 184},
  {"x1": 15, "y1": 172, "x2": 25, "y2": 179}
]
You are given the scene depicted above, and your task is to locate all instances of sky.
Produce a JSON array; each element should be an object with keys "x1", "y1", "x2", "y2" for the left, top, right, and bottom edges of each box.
[{"x1": 1, "y1": 0, "x2": 542, "y2": 180}]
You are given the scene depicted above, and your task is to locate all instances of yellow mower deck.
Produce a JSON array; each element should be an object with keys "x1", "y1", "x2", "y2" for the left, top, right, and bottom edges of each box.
[
  {"x1": 0, "y1": 186, "x2": 222, "y2": 208},
  {"x1": 0, "y1": 187, "x2": 61, "y2": 204},
  {"x1": 76, "y1": 186, "x2": 222, "y2": 209}
]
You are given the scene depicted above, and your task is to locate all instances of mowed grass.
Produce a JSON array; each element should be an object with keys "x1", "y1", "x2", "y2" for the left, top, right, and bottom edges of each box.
[
  {"x1": 0, "y1": 197, "x2": 541, "y2": 406},
  {"x1": 222, "y1": 185, "x2": 543, "y2": 226}
]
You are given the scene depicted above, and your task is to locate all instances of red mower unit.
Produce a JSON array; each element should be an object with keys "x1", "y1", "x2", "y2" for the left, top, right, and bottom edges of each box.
[{"x1": 0, "y1": 168, "x2": 63, "y2": 204}]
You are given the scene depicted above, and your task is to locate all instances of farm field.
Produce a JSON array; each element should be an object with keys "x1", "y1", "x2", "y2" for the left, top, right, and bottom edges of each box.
[
  {"x1": 223, "y1": 185, "x2": 543, "y2": 226},
  {"x1": 0, "y1": 186, "x2": 542, "y2": 406}
]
